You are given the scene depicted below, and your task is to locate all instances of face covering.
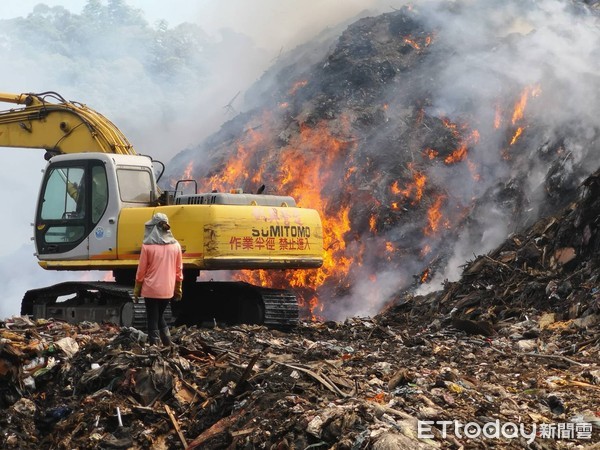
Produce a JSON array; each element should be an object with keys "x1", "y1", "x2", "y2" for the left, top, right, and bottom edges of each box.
[{"x1": 143, "y1": 213, "x2": 178, "y2": 245}]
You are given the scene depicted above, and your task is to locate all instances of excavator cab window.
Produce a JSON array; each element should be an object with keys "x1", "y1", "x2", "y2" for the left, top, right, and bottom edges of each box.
[
  {"x1": 36, "y1": 161, "x2": 108, "y2": 254},
  {"x1": 41, "y1": 167, "x2": 85, "y2": 220},
  {"x1": 116, "y1": 168, "x2": 154, "y2": 203},
  {"x1": 91, "y1": 166, "x2": 108, "y2": 223},
  {"x1": 39, "y1": 166, "x2": 86, "y2": 246}
]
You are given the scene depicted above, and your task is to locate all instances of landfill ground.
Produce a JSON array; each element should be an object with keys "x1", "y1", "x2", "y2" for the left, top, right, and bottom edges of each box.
[{"x1": 1, "y1": 293, "x2": 599, "y2": 450}]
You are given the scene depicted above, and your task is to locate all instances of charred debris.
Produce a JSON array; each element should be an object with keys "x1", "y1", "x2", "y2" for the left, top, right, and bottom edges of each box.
[{"x1": 167, "y1": 3, "x2": 600, "y2": 319}]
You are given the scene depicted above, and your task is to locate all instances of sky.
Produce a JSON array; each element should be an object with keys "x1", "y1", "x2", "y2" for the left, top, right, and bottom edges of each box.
[{"x1": 0, "y1": 0, "x2": 390, "y2": 319}]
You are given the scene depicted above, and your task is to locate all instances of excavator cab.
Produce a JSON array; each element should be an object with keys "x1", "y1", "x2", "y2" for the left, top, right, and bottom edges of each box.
[
  {"x1": 34, "y1": 153, "x2": 158, "y2": 264},
  {"x1": 22, "y1": 152, "x2": 164, "y2": 328}
]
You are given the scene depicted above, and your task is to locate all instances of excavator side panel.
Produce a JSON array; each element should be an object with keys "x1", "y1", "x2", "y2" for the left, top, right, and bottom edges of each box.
[
  {"x1": 116, "y1": 204, "x2": 323, "y2": 270},
  {"x1": 200, "y1": 204, "x2": 323, "y2": 269}
]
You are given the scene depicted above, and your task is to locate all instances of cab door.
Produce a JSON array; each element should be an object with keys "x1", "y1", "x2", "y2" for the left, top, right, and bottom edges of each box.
[
  {"x1": 88, "y1": 163, "x2": 119, "y2": 260},
  {"x1": 35, "y1": 160, "x2": 118, "y2": 260},
  {"x1": 35, "y1": 162, "x2": 90, "y2": 258}
]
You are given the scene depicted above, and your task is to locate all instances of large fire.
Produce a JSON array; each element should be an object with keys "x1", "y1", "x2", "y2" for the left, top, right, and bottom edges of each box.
[{"x1": 179, "y1": 77, "x2": 542, "y2": 320}]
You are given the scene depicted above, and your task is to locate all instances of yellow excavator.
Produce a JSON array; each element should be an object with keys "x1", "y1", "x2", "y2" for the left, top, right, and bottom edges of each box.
[{"x1": 0, "y1": 91, "x2": 323, "y2": 328}]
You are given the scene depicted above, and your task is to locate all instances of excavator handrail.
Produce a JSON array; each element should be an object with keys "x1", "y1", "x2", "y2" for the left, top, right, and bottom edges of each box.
[{"x1": 0, "y1": 91, "x2": 136, "y2": 156}]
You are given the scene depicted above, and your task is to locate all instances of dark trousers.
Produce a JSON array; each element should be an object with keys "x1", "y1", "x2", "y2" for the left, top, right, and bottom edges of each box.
[{"x1": 145, "y1": 298, "x2": 169, "y2": 332}]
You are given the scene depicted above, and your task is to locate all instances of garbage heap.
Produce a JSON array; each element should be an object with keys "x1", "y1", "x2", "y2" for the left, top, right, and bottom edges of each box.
[
  {"x1": 3, "y1": 161, "x2": 600, "y2": 450},
  {"x1": 1, "y1": 295, "x2": 599, "y2": 449}
]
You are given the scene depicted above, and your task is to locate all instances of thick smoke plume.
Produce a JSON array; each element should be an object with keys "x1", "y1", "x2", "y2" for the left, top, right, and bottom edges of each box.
[
  {"x1": 414, "y1": 0, "x2": 600, "y2": 287},
  {"x1": 0, "y1": 0, "x2": 377, "y2": 319},
  {"x1": 168, "y1": 0, "x2": 600, "y2": 321}
]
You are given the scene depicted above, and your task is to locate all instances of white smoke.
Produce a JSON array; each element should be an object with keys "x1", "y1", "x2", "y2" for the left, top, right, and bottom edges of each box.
[
  {"x1": 411, "y1": 0, "x2": 600, "y2": 294},
  {"x1": 0, "y1": 0, "x2": 396, "y2": 319}
]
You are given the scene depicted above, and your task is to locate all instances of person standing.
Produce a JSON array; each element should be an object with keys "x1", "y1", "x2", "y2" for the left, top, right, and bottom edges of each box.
[{"x1": 133, "y1": 213, "x2": 183, "y2": 346}]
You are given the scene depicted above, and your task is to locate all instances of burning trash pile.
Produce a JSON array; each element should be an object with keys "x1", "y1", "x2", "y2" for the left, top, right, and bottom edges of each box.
[{"x1": 167, "y1": 1, "x2": 600, "y2": 323}]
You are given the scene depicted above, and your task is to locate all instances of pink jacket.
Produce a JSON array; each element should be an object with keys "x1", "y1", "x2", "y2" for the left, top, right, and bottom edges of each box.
[{"x1": 135, "y1": 242, "x2": 183, "y2": 299}]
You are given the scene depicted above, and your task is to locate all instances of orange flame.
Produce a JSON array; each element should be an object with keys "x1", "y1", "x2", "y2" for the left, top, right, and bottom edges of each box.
[
  {"x1": 403, "y1": 34, "x2": 434, "y2": 51},
  {"x1": 423, "y1": 148, "x2": 438, "y2": 160},
  {"x1": 510, "y1": 127, "x2": 524, "y2": 145},
  {"x1": 494, "y1": 105, "x2": 502, "y2": 129},
  {"x1": 511, "y1": 90, "x2": 528, "y2": 124},
  {"x1": 199, "y1": 117, "x2": 356, "y2": 320},
  {"x1": 511, "y1": 85, "x2": 540, "y2": 125},
  {"x1": 442, "y1": 118, "x2": 460, "y2": 137},
  {"x1": 204, "y1": 115, "x2": 273, "y2": 191},
  {"x1": 444, "y1": 142, "x2": 468, "y2": 164},
  {"x1": 278, "y1": 126, "x2": 354, "y2": 295},
  {"x1": 288, "y1": 80, "x2": 308, "y2": 96},
  {"x1": 183, "y1": 161, "x2": 194, "y2": 180},
  {"x1": 393, "y1": 163, "x2": 427, "y2": 204},
  {"x1": 502, "y1": 85, "x2": 541, "y2": 157},
  {"x1": 404, "y1": 38, "x2": 421, "y2": 50},
  {"x1": 424, "y1": 195, "x2": 446, "y2": 236},
  {"x1": 369, "y1": 215, "x2": 377, "y2": 233},
  {"x1": 444, "y1": 129, "x2": 480, "y2": 165}
]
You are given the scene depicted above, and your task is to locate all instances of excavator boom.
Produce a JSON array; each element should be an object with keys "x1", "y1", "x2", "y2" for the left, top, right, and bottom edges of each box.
[{"x1": 0, "y1": 91, "x2": 134, "y2": 156}]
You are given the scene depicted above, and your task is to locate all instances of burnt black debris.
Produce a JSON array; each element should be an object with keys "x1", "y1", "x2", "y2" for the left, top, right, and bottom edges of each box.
[{"x1": 165, "y1": 3, "x2": 600, "y2": 320}]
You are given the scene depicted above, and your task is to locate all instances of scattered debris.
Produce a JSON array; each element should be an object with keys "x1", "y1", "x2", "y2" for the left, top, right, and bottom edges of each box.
[{"x1": 1, "y1": 303, "x2": 598, "y2": 449}]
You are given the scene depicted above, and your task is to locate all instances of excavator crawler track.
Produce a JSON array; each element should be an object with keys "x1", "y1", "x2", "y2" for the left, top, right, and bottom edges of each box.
[
  {"x1": 21, "y1": 281, "x2": 297, "y2": 330},
  {"x1": 21, "y1": 281, "x2": 172, "y2": 330},
  {"x1": 258, "y1": 287, "x2": 299, "y2": 329},
  {"x1": 173, "y1": 281, "x2": 299, "y2": 330}
]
